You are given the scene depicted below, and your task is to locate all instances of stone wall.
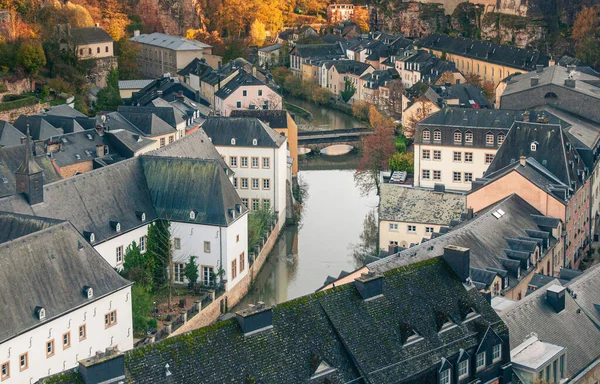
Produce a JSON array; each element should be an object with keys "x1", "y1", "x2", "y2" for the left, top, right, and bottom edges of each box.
[
  {"x1": 170, "y1": 222, "x2": 282, "y2": 336},
  {"x1": 0, "y1": 102, "x2": 49, "y2": 123},
  {"x1": 373, "y1": 2, "x2": 447, "y2": 37},
  {"x1": 481, "y1": 13, "x2": 547, "y2": 48},
  {"x1": 0, "y1": 78, "x2": 32, "y2": 96}
]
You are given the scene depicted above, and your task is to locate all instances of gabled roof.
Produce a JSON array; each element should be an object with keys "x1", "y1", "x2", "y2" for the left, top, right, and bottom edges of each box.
[
  {"x1": 200, "y1": 58, "x2": 251, "y2": 86},
  {"x1": 13, "y1": 115, "x2": 62, "y2": 140},
  {"x1": 418, "y1": 34, "x2": 550, "y2": 71},
  {"x1": 70, "y1": 27, "x2": 113, "y2": 45},
  {"x1": 566, "y1": 263, "x2": 600, "y2": 328},
  {"x1": 141, "y1": 157, "x2": 246, "y2": 226},
  {"x1": 130, "y1": 32, "x2": 211, "y2": 51},
  {"x1": 369, "y1": 194, "x2": 557, "y2": 289},
  {"x1": 330, "y1": 60, "x2": 372, "y2": 76},
  {"x1": 176, "y1": 57, "x2": 212, "y2": 77},
  {"x1": 0, "y1": 215, "x2": 130, "y2": 344},
  {"x1": 118, "y1": 79, "x2": 154, "y2": 90},
  {"x1": 230, "y1": 109, "x2": 290, "y2": 129},
  {"x1": 119, "y1": 105, "x2": 185, "y2": 129},
  {"x1": 118, "y1": 112, "x2": 176, "y2": 137},
  {"x1": 379, "y1": 185, "x2": 465, "y2": 225},
  {"x1": 258, "y1": 43, "x2": 283, "y2": 53},
  {"x1": 45, "y1": 129, "x2": 114, "y2": 167},
  {"x1": 0, "y1": 120, "x2": 23, "y2": 147},
  {"x1": 291, "y1": 43, "x2": 346, "y2": 59},
  {"x1": 131, "y1": 76, "x2": 199, "y2": 106},
  {"x1": 485, "y1": 121, "x2": 586, "y2": 190},
  {"x1": 0, "y1": 211, "x2": 64, "y2": 243},
  {"x1": 41, "y1": 104, "x2": 87, "y2": 118},
  {"x1": 214, "y1": 70, "x2": 268, "y2": 99},
  {"x1": 201, "y1": 117, "x2": 286, "y2": 148},
  {"x1": 500, "y1": 281, "x2": 600, "y2": 378},
  {"x1": 105, "y1": 129, "x2": 155, "y2": 157}
]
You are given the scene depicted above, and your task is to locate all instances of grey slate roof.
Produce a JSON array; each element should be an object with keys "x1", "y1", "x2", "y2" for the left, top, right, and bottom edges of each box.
[
  {"x1": 118, "y1": 112, "x2": 176, "y2": 137},
  {"x1": 141, "y1": 156, "x2": 245, "y2": 226},
  {"x1": 202, "y1": 117, "x2": 286, "y2": 148},
  {"x1": 291, "y1": 43, "x2": 346, "y2": 59},
  {"x1": 105, "y1": 129, "x2": 155, "y2": 157},
  {"x1": 146, "y1": 128, "x2": 227, "y2": 169},
  {"x1": 46, "y1": 129, "x2": 114, "y2": 168},
  {"x1": 118, "y1": 79, "x2": 154, "y2": 90},
  {"x1": 500, "y1": 280, "x2": 600, "y2": 378},
  {"x1": 258, "y1": 43, "x2": 283, "y2": 53},
  {"x1": 418, "y1": 34, "x2": 550, "y2": 71},
  {"x1": 70, "y1": 27, "x2": 114, "y2": 45},
  {"x1": 566, "y1": 263, "x2": 600, "y2": 328},
  {"x1": 230, "y1": 109, "x2": 290, "y2": 128},
  {"x1": 176, "y1": 57, "x2": 212, "y2": 77},
  {"x1": 13, "y1": 115, "x2": 63, "y2": 140},
  {"x1": 379, "y1": 185, "x2": 465, "y2": 225},
  {"x1": 0, "y1": 120, "x2": 23, "y2": 147},
  {"x1": 0, "y1": 211, "x2": 63, "y2": 243},
  {"x1": 41, "y1": 104, "x2": 87, "y2": 118},
  {"x1": 369, "y1": 194, "x2": 557, "y2": 290},
  {"x1": 484, "y1": 121, "x2": 586, "y2": 190},
  {"x1": 0, "y1": 215, "x2": 130, "y2": 344},
  {"x1": 118, "y1": 105, "x2": 185, "y2": 129},
  {"x1": 130, "y1": 32, "x2": 211, "y2": 51},
  {"x1": 330, "y1": 60, "x2": 372, "y2": 76},
  {"x1": 130, "y1": 76, "x2": 201, "y2": 107},
  {"x1": 214, "y1": 70, "x2": 268, "y2": 99},
  {"x1": 0, "y1": 144, "x2": 61, "y2": 198},
  {"x1": 81, "y1": 257, "x2": 507, "y2": 384},
  {"x1": 200, "y1": 58, "x2": 251, "y2": 86}
]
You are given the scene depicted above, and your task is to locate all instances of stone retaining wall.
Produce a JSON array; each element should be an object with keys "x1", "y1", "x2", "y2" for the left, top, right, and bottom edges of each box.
[
  {"x1": 169, "y1": 222, "x2": 282, "y2": 336},
  {"x1": 0, "y1": 102, "x2": 49, "y2": 123}
]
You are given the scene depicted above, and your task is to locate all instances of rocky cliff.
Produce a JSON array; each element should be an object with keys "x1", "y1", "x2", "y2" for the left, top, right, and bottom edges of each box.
[
  {"x1": 372, "y1": 1, "x2": 447, "y2": 37},
  {"x1": 481, "y1": 13, "x2": 547, "y2": 48}
]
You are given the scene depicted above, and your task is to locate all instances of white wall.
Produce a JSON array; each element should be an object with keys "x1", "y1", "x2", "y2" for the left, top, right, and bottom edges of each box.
[
  {"x1": 215, "y1": 85, "x2": 282, "y2": 116},
  {"x1": 0, "y1": 287, "x2": 132, "y2": 384},
  {"x1": 413, "y1": 144, "x2": 498, "y2": 191},
  {"x1": 379, "y1": 219, "x2": 442, "y2": 249},
  {"x1": 93, "y1": 225, "x2": 150, "y2": 269},
  {"x1": 215, "y1": 143, "x2": 288, "y2": 227}
]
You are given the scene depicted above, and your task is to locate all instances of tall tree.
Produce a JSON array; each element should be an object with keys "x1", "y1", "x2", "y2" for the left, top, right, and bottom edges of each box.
[
  {"x1": 122, "y1": 241, "x2": 154, "y2": 286},
  {"x1": 573, "y1": 6, "x2": 600, "y2": 68},
  {"x1": 340, "y1": 79, "x2": 356, "y2": 103},
  {"x1": 16, "y1": 41, "x2": 46, "y2": 89},
  {"x1": 184, "y1": 256, "x2": 199, "y2": 286},
  {"x1": 116, "y1": 38, "x2": 142, "y2": 80},
  {"x1": 355, "y1": 106, "x2": 396, "y2": 195},
  {"x1": 351, "y1": 6, "x2": 370, "y2": 32},
  {"x1": 249, "y1": 20, "x2": 267, "y2": 46}
]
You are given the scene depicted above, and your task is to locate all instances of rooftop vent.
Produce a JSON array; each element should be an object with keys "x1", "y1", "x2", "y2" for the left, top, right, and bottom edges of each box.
[
  {"x1": 546, "y1": 285, "x2": 566, "y2": 313},
  {"x1": 135, "y1": 211, "x2": 146, "y2": 222},
  {"x1": 564, "y1": 79, "x2": 576, "y2": 88},
  {"x1": 536, "y1": 64, "x2": 544, "y2": 73},
  {"x1": 354, "y1": 272, "x2": 383, "y2": 301},
  {"x1": 236, "y1": 302, "x2": 273, "y2": 336}
]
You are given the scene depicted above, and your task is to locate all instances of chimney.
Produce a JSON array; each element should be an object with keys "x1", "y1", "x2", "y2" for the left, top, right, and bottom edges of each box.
[
  {"x1": 388, "y1": 244, "x2": 399, "y2": 255},
  {"x1": 546, "y1": 285, "x2": 566, "y2": 313},
  {"x1": 530, "y1": 77, "x2": 539, "y2": 86},
  {"x1": 519, "y1": 156, "x2": 526, "y2": 166},
  {"x1": 133, "y1": 29, "x2": 140, "y2": 37},
  {"x1": 354, "y1": 272, "x2": 383, "y2": 301},
  {"x1": 564, "y1": 79, "x2": 576, "y2": 88},
  {"x1": 442, "y1": 245, "x2": 470, "y2": 282},
  {"x1": 79, "y1": 348, "x2": 125, "y2": 384},
  {"x1": 567, "y1": 64, "x2": 576, "y2": 73},
  {"x1": 467, "y1": 207, "x2": 474, "y2": 220},
  {"x1": 96, "y1": 144, "x2": 104, "y2": 157},
  {"x1": 94, "y1": 22, "x2": 100, "y2": 28},
  {"x1": 536, "y1": 64, "x2": 544, "y2": 73},
  {"x1": 236, "y1": 302, "x2": 273, "y2": 336}
]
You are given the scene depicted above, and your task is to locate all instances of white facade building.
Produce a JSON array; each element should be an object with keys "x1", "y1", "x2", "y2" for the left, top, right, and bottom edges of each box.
[
  {"x1": 214, "y1": 70, "x2": 282, "y2": 117},
  {"x1": 202, "y1": 117, "x2": 289, "y2": 229},
  {"x1": 0, "y1": 215, "x2": 133, "y2": 384}
]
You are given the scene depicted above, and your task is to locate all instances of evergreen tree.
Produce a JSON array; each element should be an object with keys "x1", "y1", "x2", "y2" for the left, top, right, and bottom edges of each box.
[{"x1": 184, "y1": 256, "x2": 199, "y2": 285}]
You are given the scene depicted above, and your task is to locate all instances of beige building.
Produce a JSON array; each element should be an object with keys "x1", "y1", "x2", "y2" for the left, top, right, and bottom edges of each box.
[
  {"x1": 323, "y1": 60, "x2": 373, "y2": 101},
  {"x1": 58, "y1": 25, "x2": 114, "y2": 60},
  {"x1": 130, "y1": 32, "x2": 221, "y2": 79},
  {"x1": 418, "y1": 34, "x2": 550, "y2": 86},
  {"x1": 379, "y1": 183, "x2": 465, "y2": 249},
  {"x1": 117, "y1": 79, "x2": 154, "y2": 99},
  {"x1": 258, "y1": 44, "x2": 283, "y2": 68},
  {"x1": 326, "y1": 4, "x2": 368, "y2": 23}
]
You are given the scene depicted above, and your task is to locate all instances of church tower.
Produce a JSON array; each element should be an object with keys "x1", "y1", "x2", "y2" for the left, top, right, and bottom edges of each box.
[{"x1": 15, "y1": 124, "x2": 44, "y2": 205}]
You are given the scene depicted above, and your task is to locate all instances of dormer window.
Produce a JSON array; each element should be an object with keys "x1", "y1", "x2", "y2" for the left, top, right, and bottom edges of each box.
[
  {"x1": 136, "y1": 211, "x2": 146, "y2": 222},
  {"x1": 422, "y1": 130, "x2": 430, "y2": 141},
  {"x1": 454, "y1": 131, "x2": 462, "y2": 142},
  {"x1": 486, "y1": 133, "x2": 494, "y2": 145},
  {"x1": 463, "y1": 308, "x2": 481, "y2": 322},
  {"x1": 465, "y1": 131, "x2": 473, "y2": 143},
  {"x1": 84, "y1": 231, "x2": 96, "y2": 243},
  {"x1": 190, "y1": 210, "x2": 197, "y2": 220},
  {"x1": 231, "y1": 138, "x2": 236, "y2": 145},
  {"x1": 252, "y1": 139, "x2": 258, "y2": 146},
  {"x1": 83, "y1": 286, "x2": 93, "y2": 299},
  {"x1": 35, "y1": 306, "x2": 46, "y2": 320},
  {"x1": 530, "y1": 141, "x2": 538, "y2": 151},
  {"x1": 497, "y1": 133, "x2": 505, "y2": 145},
  {"x1": 433, "y1": 130, "x2": 441, "y2": 141},
  {"x1": 110, "y1": 221, "x2": 121, "y2": 232}
]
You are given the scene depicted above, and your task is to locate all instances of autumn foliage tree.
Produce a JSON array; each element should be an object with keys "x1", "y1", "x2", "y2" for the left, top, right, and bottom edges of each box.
[
  {"x1": 351, "y1": 6, "x2": 370, "y2": 32},
  {"x1": 249, "y1": 20, "x2": 267, "y2": 46},
  {"x1": 355, "y1": 106, "x2": 396, "y2": 195},
  {"x1": 572, "y1": 5, "x2": 600, "y2": 69},
  {"x1": 404, "y1": 97, "x2": 434, "y2": 138}
]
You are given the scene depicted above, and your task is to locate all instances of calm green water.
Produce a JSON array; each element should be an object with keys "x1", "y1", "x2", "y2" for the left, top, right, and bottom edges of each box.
[{"x1": 286, "y1": 96, "x2": 367, "y2": 131}]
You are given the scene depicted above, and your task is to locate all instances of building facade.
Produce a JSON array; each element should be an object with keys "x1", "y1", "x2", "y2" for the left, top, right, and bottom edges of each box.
[{"x1": 213, "y1": 71, "x2": 282, "y2": 116}]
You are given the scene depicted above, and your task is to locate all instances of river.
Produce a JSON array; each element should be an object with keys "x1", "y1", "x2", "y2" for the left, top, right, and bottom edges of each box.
[
  {"x1": 235, "y1": 161, "x2": 378, "y2": 308},
  {"x1": 286, "y1": 96, "x2": 367, "y2": 131}
]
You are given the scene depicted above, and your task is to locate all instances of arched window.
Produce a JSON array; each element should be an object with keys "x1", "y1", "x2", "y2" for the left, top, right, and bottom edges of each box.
[
  {"x1": 105, "y1": 46, "x2": 109, "y2": 52},
  {"x1": 231, "y1": 138, "x2": 236, "y2": 145},
  {"x1": 79, "y1": 48, "x2": 83, "y2": 56},
  {"x1": 88, "y1": 48, "x2": 92, "y2": 54},
  {"x1": 90, "y1": 233, "x2": 95, "y2": 242},
  {"x1": 544, "y1": 92, "x2": 558, "y2": 99},
  {"x1": 97, "y1": 47, "x2": 100, "y2": 53}
]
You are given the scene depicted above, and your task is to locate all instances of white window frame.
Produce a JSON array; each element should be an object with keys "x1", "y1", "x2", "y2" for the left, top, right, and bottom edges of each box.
[
  {"x1": 486, "y1": 133, "x2": 494, "y2": 145},
  {"x1": 116, "y1": 246, "x2": 123, "y2": 265},
  {"x1": 497, "y1": 134, "x2": 505, "y2": 145},
  {"x1": 389, "y1": 223, "x2": 399, "y2": 231},
  {"x1": 440, "y1": 368, "x2": 451, "y2": 384},
  {"x1": 492, "y1": 344, "x2": 502, "y2": 362},
  {"x1": 465, "y1": 132, "x2": 473, "y2": 143},
  {"x1": 476, "y1": 352, "x2": 486, "y2": 371},
  {"x1": 422, "y1": 169, "x2": 430, "y2": 180},
  {"x1": 433, "y1": 130, "x2": 441, "y2": 141},
  {"x1": 433, "y1": 150, "x2": 441, "y2": 160},
  {"x1": 453, "y1": 152, "x2": 461, "y2": 162},
  {"x1": 423, "y1": 130, "x2": 431, "y2": 141},
  {"x1": 453, "y1": 172, "x2": 461, "y2": 182},
  {"x1": 433, "y1": 170, "x2": 441, "y2": 180},
  {"x1": 423, "y1": 150, "x2": 431, "y2": 160},
  {"x1": 464, "y1": 173, "x2": 473, "y2": 182},
  {"x1": 458, "y1": 359, "x2": 468, "y2": 379},
  {"x1": 485, "y1": 153, "x2": 494, "y2": 164},
  {"x1": 454, "y1": 132, "x2": 462, "y2": 142},
  {"x1": 407, "y1": 225, "x2": 416, "y2": 233}
]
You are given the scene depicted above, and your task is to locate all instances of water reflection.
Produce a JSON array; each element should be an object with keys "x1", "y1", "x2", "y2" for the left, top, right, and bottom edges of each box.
[
  {"x1": 234, "y1": 169, "x2": 378, "y2": 309},
  {"x1": 286, "y1": 96, "x2": 367, "y2": 131}
]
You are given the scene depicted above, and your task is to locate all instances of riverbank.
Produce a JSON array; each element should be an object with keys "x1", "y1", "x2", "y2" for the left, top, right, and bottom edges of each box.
[{"x1": 285, "y1": 95, "x2": 367, "y2": 131}]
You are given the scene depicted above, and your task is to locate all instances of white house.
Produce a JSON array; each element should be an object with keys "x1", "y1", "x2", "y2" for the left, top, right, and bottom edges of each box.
[
  {"x1": 0, "y1": 213, "x2": 133, "y2": 384},
  {"x1": 202, "y1": 117, "x2": 289, "y2": 229},
  {"x1": 0, "y1": 130, "x2": 249, "y2": 291},
  {"x1": 213, "y1": 70, "x2": 282, "y2": 116}
]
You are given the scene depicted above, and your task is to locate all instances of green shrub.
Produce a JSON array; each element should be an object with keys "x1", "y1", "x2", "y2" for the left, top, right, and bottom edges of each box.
[{"x1": 0, "y1": 95, "x2": 38, "y2": 112}]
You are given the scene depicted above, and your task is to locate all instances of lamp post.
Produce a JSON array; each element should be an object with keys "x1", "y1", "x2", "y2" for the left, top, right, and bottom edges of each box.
[{"x1": 153, "y1": 301, "x2": 157, "y2": 321}]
